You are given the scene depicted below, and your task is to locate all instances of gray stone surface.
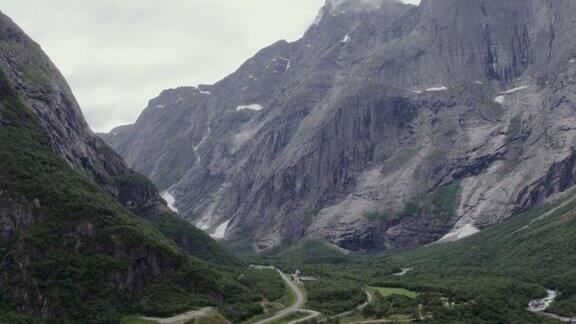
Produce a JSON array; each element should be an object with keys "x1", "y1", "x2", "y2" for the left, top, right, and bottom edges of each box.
[{"x1": 102, "y1": 0, "x2": 576, "y2": 251}]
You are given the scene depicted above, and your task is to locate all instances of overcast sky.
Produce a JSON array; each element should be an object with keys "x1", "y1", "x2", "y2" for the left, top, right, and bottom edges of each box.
[{"x1": 2, "y1": 0, "x2": 420, "y2": 132}]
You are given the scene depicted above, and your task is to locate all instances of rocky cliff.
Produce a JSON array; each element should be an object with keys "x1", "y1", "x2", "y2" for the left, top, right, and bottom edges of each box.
[
  {"x1": 102, "y1": 0, "x2": 576, "y2": 252},
  {"x1": 0, "y1": 11, "x2": 253, "y2": 322}
]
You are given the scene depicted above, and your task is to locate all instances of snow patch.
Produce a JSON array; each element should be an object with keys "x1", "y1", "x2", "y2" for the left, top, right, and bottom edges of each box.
[
  {"x1": 425, "y1": 86, "x2": 448, "y2": 92},
  {"x1": 494, "y1": 85, "x2": 531, "y2": 103},
  {"x1": 570, "y1": 59, "x2": 575, "y2": 63},
  {"x1": 211, "y1": 220, "x2": 230, "y2": 240},
  {"x1": 341, "y1": 34, "x2": 351, "y2": 43},
  {"x1": 412, "y1": 86, "x2": 448, "y2": 93},
  {"x1": 237, "y1": 104, "x2": 264, "y2": 111},
  {"x1": 327, "y1": 242, "x2": 351, "y2": 255},
  {"x1": 439, "y1": 224, "x2": 480, "y2": 242},
  {"x1": 161, "y1": 191, "x2": 178, "y2": 212},
  {"x1": 197, "y1": 88, "x2": 210, "y2": 95},
  {"x1": 277, "y1": 57, "x2": 292, "y2": 69},
  {"x1": 195, "y1": 221, "x2": 210, "y2": 231},
  {"x1": 475, "y1": 81, "x2": 483, "y2": 84},
  {"x1": 501, "y1": 85, "x2": 531, "y2": 94},
  {"x1": 155, "y1": 104, "x2": 165, "y2": 109},
  {"x1": 528, "y1": 290, "x2": 557, "y2": 313},
  {"x1": 193, "y1": 127, "x2": 211, "y2": 164},
  {"x1": 393, "y1": 268, "x2": 413, "y2": 277}
]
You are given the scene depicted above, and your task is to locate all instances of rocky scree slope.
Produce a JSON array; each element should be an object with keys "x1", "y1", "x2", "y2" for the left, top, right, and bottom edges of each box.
[
  {"x1": 0, "y1": 11, "x2": 253, "y2": 322},
  {"x1": 103, "y1": 0, "x2": 576, "y2": 252}
]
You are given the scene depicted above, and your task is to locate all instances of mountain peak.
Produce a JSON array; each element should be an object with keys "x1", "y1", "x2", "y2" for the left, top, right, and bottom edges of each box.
[
  {"x1": 311, "y1": 0, "x2": 414, "y2": 27},
  {"x1": 326, "y1": 0, "x2": 386, "y2": 10},
  {"x1": 104, "y1": 0, "x2": 576, "y2": 254},
  {"x1": 324, "y1": 0, "x2": 415, "y2": 12}
]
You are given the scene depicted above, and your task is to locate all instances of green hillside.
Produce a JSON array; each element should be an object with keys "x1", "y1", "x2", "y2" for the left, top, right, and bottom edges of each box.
[
  {"x1": 389, "y1": 186, "x2": 576, "y2": 319},
  {"x1": 0, "y1": 71, "x2": 259, "y2": 323}
]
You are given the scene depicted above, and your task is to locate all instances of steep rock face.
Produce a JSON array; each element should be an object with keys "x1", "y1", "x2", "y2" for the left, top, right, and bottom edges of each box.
[
  {"x1": 103, "y1": 0, "x2": 576, "y2": 252},
  {"x1": 0, "y1": 11, "x2": 245, "y2": 321}
]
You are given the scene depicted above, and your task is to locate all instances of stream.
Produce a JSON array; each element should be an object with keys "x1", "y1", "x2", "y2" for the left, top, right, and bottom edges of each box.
[
  {"x1": 527, "y1": 290, "x2": 576, "y2": 323},
  {"x1": 527, "y1": 290, "x2": 557, "y2": 313}
]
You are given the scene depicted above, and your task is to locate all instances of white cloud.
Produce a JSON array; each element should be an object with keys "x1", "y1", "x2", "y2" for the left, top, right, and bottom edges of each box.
[
  {"x1": 3, "y1": 0, "x2": 422, "y2": 132},
  {"x1": 2, "y1": 0, "x2": 324, "y2": 132}
]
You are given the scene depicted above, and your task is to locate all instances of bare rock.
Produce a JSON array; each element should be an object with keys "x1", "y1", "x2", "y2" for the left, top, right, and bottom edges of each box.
[{"x1": 102, "y1": 0, "x2": 576, "y2": 252}]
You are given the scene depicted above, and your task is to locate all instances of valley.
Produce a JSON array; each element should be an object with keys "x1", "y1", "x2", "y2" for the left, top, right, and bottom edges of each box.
[
  {"x1": 238, "y1": 185, "x2": 576, "y2": 323},
  {"x1": 1, "y1": 0, "x2": 576, "y2": 323}
]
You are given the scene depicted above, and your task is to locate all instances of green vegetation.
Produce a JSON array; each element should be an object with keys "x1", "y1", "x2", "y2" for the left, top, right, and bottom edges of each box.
[
  {"x1": 24, "y1": 64, "x2": 51, "y2": 87},
  {"x1": 386, "y1": 187, "x2": 576, "y2": 321},
  {"x1": 362, "y1": 295, "x2": 417, "y2": 321},
  {"x1": 137, "y1": 206, "x2": 240, "y2": 267},
  {"x1": 430, "y1": 182, "x2": 461, "y2": 219},
  {"x1": 112, "y1": 172, "x2": 157, "y2": 190},
  {"x1": 247, "y1": 184, "x2": 576, "y2": 322},
  {"x1": 0, "y1": 307, "x2": 45, "y2": 324},
  {"x1": 363, "y1": 202, "x2": 421, "y2": 222},
  {"x1": 0, "y1": 69, "x2": 263, "y2": 323},
  {"x1": 393, "y1": 187, "x2": 576, "y2": 281},
  {"x1": 239, "y1": 268, "x2": 287, "y2": 302},
  {"x1": 305, "y1": 277, "x2": 365, "y2": 315},
  {"x1": 370, "y1": 287, "x2": 418, "y2": 299},
  {"x1": 369, "y1": 187, "x2": 576, "y2": 321},
  {"x1": 508, "y1": 112, "x2": 523, "y2": 137},
  {"x1": 186, "y1": 312, "x2": 230, "y2": 324},
  {"x1": 120, "y1": 317, "x2": 158, "y2": 324},
  {"x1": 261, "y1": 238, "x2": 350, "y2": 267},
  {"x1": 361, "y1": 291, "x2": 467, "y2": 322},
  {"x1": 241, "y1": 269, "x2": 295, "y2": 324},
  {"x1": 365, "y1": 182, "x2": 460, "y2": 223},
  {"x1": 364, "y1": 210, "x2": 397, "y2": 221}
]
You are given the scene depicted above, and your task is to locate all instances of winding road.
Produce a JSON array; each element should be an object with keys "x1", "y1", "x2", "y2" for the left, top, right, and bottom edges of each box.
[{"x1": 253, "y1": 267, "x2": 320, "y2": 324}]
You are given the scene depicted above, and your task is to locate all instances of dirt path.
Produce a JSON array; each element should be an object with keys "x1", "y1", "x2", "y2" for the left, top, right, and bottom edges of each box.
[
  {"x1": 353, "y1": 320, "x2": 412, "y2": 324},
  {"x1": 140, "y1": 307, "x2": 214, "y2": 324},
  {"x1": 539, "y1": 312, "x2": 576, "y2": 323}
]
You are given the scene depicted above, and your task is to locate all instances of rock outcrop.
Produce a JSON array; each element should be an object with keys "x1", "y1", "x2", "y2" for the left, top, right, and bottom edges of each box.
[{"x1": 102, "y1": 0, "x2": 576, "y2": 252}]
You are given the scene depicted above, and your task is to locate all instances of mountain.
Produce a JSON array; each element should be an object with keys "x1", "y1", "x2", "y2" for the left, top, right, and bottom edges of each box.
[
  {"x1": 0, "y1": 11, "x2": 259, "y2": 323},
  {"x1": 102, "y1": 0, "x2": 576, "y2": 252}
]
